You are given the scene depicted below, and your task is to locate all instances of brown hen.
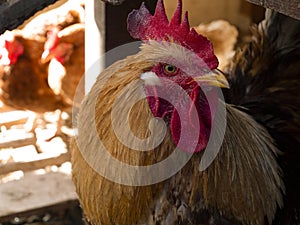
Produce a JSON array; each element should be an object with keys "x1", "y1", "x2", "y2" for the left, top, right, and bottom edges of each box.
[{"x1": 0, "y1": 30, "x2": 69, "y2": 113}]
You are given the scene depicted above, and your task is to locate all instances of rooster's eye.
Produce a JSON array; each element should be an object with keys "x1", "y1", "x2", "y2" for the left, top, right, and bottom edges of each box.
[{"x1": 163, "y1": 64, "x2": 178, "y2": 75}]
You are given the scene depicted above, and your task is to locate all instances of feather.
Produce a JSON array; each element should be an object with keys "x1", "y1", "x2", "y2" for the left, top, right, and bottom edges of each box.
[{"x1": 227, "y1": 10, "x2": 300, "y2": 225}]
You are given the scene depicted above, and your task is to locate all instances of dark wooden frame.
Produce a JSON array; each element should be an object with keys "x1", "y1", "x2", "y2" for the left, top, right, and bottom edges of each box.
[
  {"x1": 0, "y1": 0, "x2": 58, "y2": 34},
  {"x1": 246, "y1": 0, "x2": 300, "y2": 20}
]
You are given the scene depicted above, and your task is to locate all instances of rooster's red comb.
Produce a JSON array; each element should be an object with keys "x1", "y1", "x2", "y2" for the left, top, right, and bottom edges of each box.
[{"x1": 127, "y1": 0, "x2": 218, "y2": 69}]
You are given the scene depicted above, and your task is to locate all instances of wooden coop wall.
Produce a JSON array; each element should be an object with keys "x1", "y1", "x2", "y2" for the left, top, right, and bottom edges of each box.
[
  {"x1": 247, "y1": 0, "x2": 300, "y2": 20},
  {"x1": 104, "y1": 0, "x2": 264, "y2": 53},
  {"x1": 164, "y1": 0, "x2": 265, "y2": 33}
]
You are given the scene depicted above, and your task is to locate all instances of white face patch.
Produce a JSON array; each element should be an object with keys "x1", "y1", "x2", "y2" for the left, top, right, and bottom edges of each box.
[{"x1": 140, "y1": 71, "x2": 161, "y2": 86}]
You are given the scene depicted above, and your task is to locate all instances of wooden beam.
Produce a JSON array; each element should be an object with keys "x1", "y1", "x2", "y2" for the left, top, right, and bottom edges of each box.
[
  {"x1": 246, "y1": 0, "x2": 300, "y2": 20},
  {"x1": 85, "y1": 0, "x2": 105, "y2": 94},
  {"x1": 0, "y1": 111, "x2": 29, "y2": 128},
  {"x1": 0, "y1": 132, "x2": 36, "y2": 149},
  {"x1": 0, "y1": 152, "x2": 70, "y2": 175},
  {"x1": 0, "y1": 0, "x2": 59, "y2": 34}
]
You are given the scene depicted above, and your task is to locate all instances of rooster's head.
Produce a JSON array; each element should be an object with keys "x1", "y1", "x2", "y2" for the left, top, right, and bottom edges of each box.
[{"x1": 128, "y1": 0, "x2": 229, "y2": 153}]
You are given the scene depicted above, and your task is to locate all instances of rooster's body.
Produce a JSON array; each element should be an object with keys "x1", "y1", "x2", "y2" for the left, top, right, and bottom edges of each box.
[{"x1": 72, "y1": 1, "x2": 300, "y2": 225}]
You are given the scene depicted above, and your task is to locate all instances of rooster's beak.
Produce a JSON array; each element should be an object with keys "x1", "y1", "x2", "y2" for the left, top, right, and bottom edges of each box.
[{"x1": 193, "y1": 69, "x2": 230, "y2": 88}]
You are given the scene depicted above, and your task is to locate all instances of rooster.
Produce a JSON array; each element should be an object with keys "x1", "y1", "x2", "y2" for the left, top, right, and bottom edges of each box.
[{"x1": 71, "y1": 1, "x2": 300, "y2": 225}]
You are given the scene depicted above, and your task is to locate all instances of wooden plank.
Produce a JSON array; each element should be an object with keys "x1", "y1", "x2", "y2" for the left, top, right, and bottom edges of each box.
[
  {"x1": 0, "y1": 152, "x2": 70, "y2": 175},
  {"x1": 0, "y1": 172, "x2": 78, "y2": 218},
  {"x1": 0, "y1": 132, "x2": 36, "y2": 149},
  {"x1": 246, "y1": 0, "x2": 300, "y2": 20},
  {"x1": 0, "y1": 111, "x2": 29, "y2": 128}
]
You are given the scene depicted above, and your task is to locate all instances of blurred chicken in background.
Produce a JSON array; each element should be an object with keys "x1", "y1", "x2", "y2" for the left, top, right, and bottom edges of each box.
[
  {"x1": 0, "y1": 30, "x2": 70, "y2": 114},
  {"x1": 72, "y1": 1, "x2": 300, "y2": 224},
  {"x1": 41, "y1": 23, "x2": 85, "y2": 106},
  {"x1": 195, "y1": 20, "x2": 238, "y2": 71},
  {"x1": 0, "y1": 0, "x2": 85, "y2": 139}
]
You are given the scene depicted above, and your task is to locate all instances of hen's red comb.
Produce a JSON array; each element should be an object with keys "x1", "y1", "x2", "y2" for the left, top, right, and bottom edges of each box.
[
  {"x1": 44, "y1": 27, "x2": 60, "y2": 51},
  {"x1": 127, "y1": 0, "x2": 218, "y2": 69}
]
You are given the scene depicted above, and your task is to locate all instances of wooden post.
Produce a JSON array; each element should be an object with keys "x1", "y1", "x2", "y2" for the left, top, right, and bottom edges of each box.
[
  {"x1": 85, "y1": 0, "x2": 105, "y2": 94},
  {"x1": 85, "y1": 0, "x2": 158, "y2": 93},
  {"x1": 105, "y1": 0, "x2": 158, "y2": 52}
]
